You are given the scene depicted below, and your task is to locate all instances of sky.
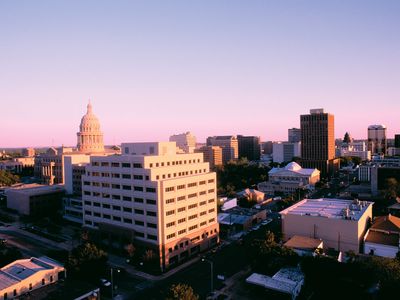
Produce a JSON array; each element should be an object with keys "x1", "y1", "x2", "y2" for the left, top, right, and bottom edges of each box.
[{"x1": 1, "y1": 1, "x2": 399, "y2": 147}]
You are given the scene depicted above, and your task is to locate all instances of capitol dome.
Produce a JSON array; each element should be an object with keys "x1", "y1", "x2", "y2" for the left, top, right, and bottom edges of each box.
[
  {"x1": 77, "y1": 101, "x2": 104, "y2": 153},
  {"x1": 285, "y1": 162, "x2": 302, "y2": 171}
]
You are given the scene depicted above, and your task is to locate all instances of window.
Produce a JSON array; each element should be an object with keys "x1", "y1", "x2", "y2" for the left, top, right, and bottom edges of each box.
[
  {"x1": 165, "y1": 187, "x2": 175, "y2": 192},
  {"x1": 102, "y1": 193, "x2": 110, "y2": 198},
  {"x1": 42, "y1": 279, "x2": 45, "y2": 285},
  {"x1": 177, "y1": 207, "x2": 186, "y2": 212},
  {"x1": 136, "y1": 232, "x2": 145, "y2": 237},
  {"x1": 134, "y1": 186, "x2": 143, "y2": 191},
  {"x1": 208, "y1": 179, "x2": 215, "y2": 183},
  {"x1": 199, "y1": 191, "x2": 206, "y2": 195},
  {"x1": 122, "y1": 174, "x2": 131, "y2": 179},
  {"x1": 178, "y1": 218, "x2": 186, "y2": 224},
  {"x1": 199, "y1": 180, "x2": 206, "y2": 185},
  {"x1": 113, "y1": 216, "x2": 121, "y2": 221},
  {"x1": 133, "y1": 163, "x2": 143, "y2": 168},
  {"x1": 13, "y1": 289, "x2": 17, "y2": 296},
  {"x1": 29, "y1": 283, "x2": 32, "y2": 290},
  {"x1": 166, "y1": 198, "x2": 175, "y2": 204},
  {"x1": 113, "y1": 205, "x2": 121, "y2": 211},
  {"x1": 146, "y1": 199, "x2": 156, "y2": 205},
  {"x1": 103, "y1": 214, "x2": 111, "y2": 219},
  {"x1": 123, "y1": 207, "x2": 132, "y2": 212},
  {"x1": 209, "y1": 208, "x2": 215, "y2": 213},
  {"x1": 188, "y1": 193, "x2": 197, "y2": 199},
  {"x1": 188, "y1": 225, "x2": 198, "y2": 231},
  {"x1": 177, "y1": 196, "x2": 186, "y2": 201},
  {"x1": 103, "y1": 203, "x2": 110, "y2": 209},
  {"x1": 200, "y1": 201, "x2": 206, "y2": 206},
  {"x1": 147, "y1": 234, "x2": 157, "y2": 240},
  {"x1": 200, "y1": 221, "x2": 207, "y2": 226},
  {"x1": 147, "y1": 223, "x2": 157, "y2": 228},
  {"x1": 84, "y1": 210, "x2": 92, "y2": 215},
  {"x1": 188, "y1": 214, "x2": 197, "y2": 220},
  {"x1": 125, "y1": 147, "x2": 129, "y2": 154},
  {"x1": 123, "y1": 218, "x2": 132, "y2": 224},
  {"x1": 112, "y1": 184, "x2": 120, "y2": 189},
  {"x1": 101, "y1": 162, "x2": 109, "y2": 167},
  {"x1": 84, "y1": 181, "x2": 90, "y2": 186},
  {"x1": 209, "y1": 218, "x2": 215, "y2": 223},
  {"x1": 102, "y1": 182, "x2": 110, "y2": 188},
  {"x1": 92, "y1": 162, "x2": 99, "y2": 166},
  {"x1": 188, "y1": 204, "x2": 197, "y2": 209},
  {"x1": 188, "y1": 182, "x2": 197, "y2": 188},
  {"x1": 123, "y1": 196, "x2": 131, "y2": 201},
  {"x1": 147, "y1": 211, "x2": 156, "y2": 217},
  {"x1": 84, "y1": 201, "x2": 91, "y2": 205},
  {"x1": 166, "y1": 210, "x2": 175, "y2": 216},
  {"x1": 200, "y1": 211, "x2": 207, "y2": 216},
  {"x1": 93, "y1": 202, "x2": 100, "y2": 207},
  {"x1": 134, "y1": 198, "x2": 144, "y2": 203},
  {"x1": 101, "y1": 172, "x2": 110, "y2": 177},
  {"x1": 146, "y1": 187, "x2": 156, "y2": 193},
  {"x1": 123, "y1": 185, "x2": 132, "y2": 190},
  {"x1": 166, "y1": 221, "x2": 175, "y2": 227},
  {"x1": 177, "y1": 184, "x2": 185, "y2": 190},
  {"x1": 94, "y1": 212, "x2": 101, "y2": 217},
  {"x1": 112, "y1": 173, "x2": 120, "y2": 178},
  {"x1": 84, "y1": 191, "x2": 91, "y2": 196},
  {"x1": 112, "y1": 195, "x2": 121, "y2": 200},
  {"x1": 93, "y1": 192, "x2": 100, "y2": 197},
  {"x1": 208, "y1": 189, "x2": 215, "y2": 193},
  {"x1": 111, "y1": 162, "x2": 119, "y2": 167},
  {"x1": 208, "y1": 198, "x2": 215, "y2": 203},
  {"x1": 135, "y1": 220, "x2": 144, "y2": 226},
  {"x1": 134, "y1": 175, "x2": 143, "y2": 180},
  {"x1": 122, "y1": 163, "x2": 131, "y2": 168},
  {"x1": 167, "y1": 233, "x2": 176, "y2": 239},
  {"x1": 178, "y1": 229, "x2": 186, "y2": 235},
  {"x1": 134, "y1": 209, "x2": 144, "y2": 215}
]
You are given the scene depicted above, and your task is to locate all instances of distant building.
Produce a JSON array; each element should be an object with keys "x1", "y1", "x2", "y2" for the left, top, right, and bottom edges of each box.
[
  {"x1": 395, "y1": 134, "x2": 400, "y2": 148},
  {"x1": 262, "y1": 141, "x2": 273, "y2": 155},
  {"x1": 195, "y1": 146, "x2": 223, "y2": 168},
  {"x1": 0, "y1": 256, "x2": 65, "y2": 299},
  {"x1": 22, "y1": 147, "x2": 35, "y2": 157},
  {"x1": 300, "y1": 109, "x2": 339, "y2": 178},
  {"x1": 371, "y1": 165, "x2": 400, "y2": 195},
  {"x1": 258, "y1": 162, "x2": 320, "y2": 194},
  {"x1": 337, "y1": 141, "x2": 371, "y2": 161},
  {"x1": 206, "y1": 136, "x2": 238, "y2": 164},
  {"x1": 0, "y1": 157, "x2": 35, "y2": 174},
  {"x1": 237, "y1": 188, "x2": 265, "y2": 203},
  {"x1": 280, "y1": 198, "x2": 373, "y2": 253},
  {"x1": 246, "y1": 268, "x2": 304, "y2": 300},
  {"x1": 5, "y1": 184, "x2": 65, "y2": 217},
  {"x1": 218, "y1": 206, "x2": 267, "y2": 232},
  {"x1": 288, "y1": 128, "x2": 301, "y2": 143},
  {"x1": 368, "y1": 125, "x2": 387, "y2": 155},
  {"x1": 364, "y1": 214, "x2": 400, "y2": 258},
  {"x1": 272, "y1": 142, "x2": 301, "y2": 163},
  {"x1": 169, "y1": 132, "x2": 197, "y2": 153},
  {"x1": 284, "y1": 235, "x2": 323, "y2": 256},
  {"x1": 237, "y1": 135, "x2": 261, "y2": 161},
  {"x1": 82, "y1": 142, "x2": 219, "y2": 271}
]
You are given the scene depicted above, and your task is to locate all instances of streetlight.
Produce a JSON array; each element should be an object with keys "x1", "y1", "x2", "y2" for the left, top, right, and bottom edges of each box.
[
  {"x1": 110, "y1": 268, "x2": 120, "y2": 299},
  {"x1": 201, "y1": 258, "x2": 213, "y2": 294}
]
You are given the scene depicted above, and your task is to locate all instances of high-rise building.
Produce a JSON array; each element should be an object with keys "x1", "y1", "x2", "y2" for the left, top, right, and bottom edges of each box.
[
  {"x1": 300, "y1": 109, "x2": 338, "y2": 177},
  {"x1": 394, "y1": 134, "x2": 400, "y2": 148},
  {"x1": 82, "y1": 142, "x2": 219, "y2": 271},
  {"x1": 368, "y1": 125, "x2": 387, "y2": 155},
  {"x1": 237, "y1": 135, "x2": 261, "y2": 161},
  {"x1": 288, "y1": 128, "x2": 301, "y2": 143},
  {"x1": 206, "y1": 136, "x2": 238, "y2": 164},
  {"x1": 169, "y1": 132, "x2": 197, "y2": 153},
  {"x1": 195, "y1": 146, "x2": 223, "y2": 168}
]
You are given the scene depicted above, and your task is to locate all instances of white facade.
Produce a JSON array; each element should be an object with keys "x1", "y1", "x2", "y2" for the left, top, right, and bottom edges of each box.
[
  {"x1": 82, "y1": 142, "x2": 219, "y2": 269},
  {"x1": 0, "y1": 257, "x2": 65, "y2": 300},
  {"x1": 368, "y1": 125, "x2": 387, "y2": 155},
  {"x1": 169, "y1": 132, "x2": 197, "y2": 153}
]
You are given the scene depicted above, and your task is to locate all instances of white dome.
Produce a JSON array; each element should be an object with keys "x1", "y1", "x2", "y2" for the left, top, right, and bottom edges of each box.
[
  {"x1": 285, "y1": 162, "x2": 302, "y2": 171},
  {"x1": 79, "y1": 102, "x2": 101, "y2": 132}
]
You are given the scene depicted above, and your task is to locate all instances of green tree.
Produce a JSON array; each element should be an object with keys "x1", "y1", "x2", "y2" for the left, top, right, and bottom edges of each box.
[
  {"x1": 166, "y1": 283, "x2": 199, "y2": 300},
  {"x1": 384, "y1": 178, "x2": 400, "y2": 201},
  {"x1": 0, "y1": 170, "x2": 19, "y2": 186},
  {"x1": 67, "y1": 242, "x2": 108, "y2": 280},
  {"x1": 126, "y1": 243, "x2": 136, "y2": 259}
]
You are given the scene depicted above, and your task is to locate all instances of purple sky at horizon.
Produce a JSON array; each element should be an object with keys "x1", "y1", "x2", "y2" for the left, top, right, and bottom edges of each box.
[{"x1": 1, "y1": 1, "x2": 399, "y2": 148}]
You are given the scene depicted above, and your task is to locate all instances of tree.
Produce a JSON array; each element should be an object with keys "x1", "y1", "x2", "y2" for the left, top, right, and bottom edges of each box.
[
  {"x1": 67, "y1": 242, "x2": 108, "y2": 280},
  {"x1": 166, "y1": 283, "x2": 199, "y2": 300},
  {"x1": 142, "y1": 249, "x2": 156, "y2": 262},
  {"x1": 384, "y1": 178, "x2": 400, "y2": 201},
  {"x1": 0, "y1": 170, "x2": 19, "y2": 187},
  {"x1": 126, "y1": 243, "x2": 135, "y2": 259}
]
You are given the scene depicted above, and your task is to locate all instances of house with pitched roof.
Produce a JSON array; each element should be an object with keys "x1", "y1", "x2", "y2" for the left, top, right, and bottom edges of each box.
[{"x1": 364, "y1": 214, "x2": 400, "y2": 258}]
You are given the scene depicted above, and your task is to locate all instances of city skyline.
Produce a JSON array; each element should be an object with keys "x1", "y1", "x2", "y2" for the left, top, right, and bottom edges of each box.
[{"x1": 1, "y1": 1, "x2": 400, "y2": 147}]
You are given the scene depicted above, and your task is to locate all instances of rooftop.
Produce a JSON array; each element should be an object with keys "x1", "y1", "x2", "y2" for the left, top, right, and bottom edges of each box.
[
  {"x1": 269, "y1": 162, "x2": 319, "y2": 177},
  {"x1": 280, "y1": 198, "x2": 373, "y2": 221},
  {"x1": 284, "y1": 235, "x2": 323, "y2": 250},
  {"x1": 246, "y1": 268, "x2": 304, "y2": 295},
  {"x1": 371, "y1": 215, "x2": 400, "y2": 233},
  {"x1": 0, "y1": 257, "x2": 63, "y2": 291},
  {"x1": 364, "y1": 230, "x2": 399, "y2": 247},
  {"x1": 5, "y1": 184, "x2": 65, "y2": 196}
]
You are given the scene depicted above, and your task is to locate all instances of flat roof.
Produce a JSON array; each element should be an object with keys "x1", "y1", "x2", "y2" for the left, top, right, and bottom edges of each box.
[
  {"x1": 246, "y1": 268, "x2": 304, "y2": 295},
  {"x1": 284, "y1": 235, "x2": 323, "y2": 250},
  {"x1": 0, "y1": 257, "x2": 63, "y2": 291},
  {"x1": 280, "y1": 198, "x2": 373, "y2": 221},
  {"x1": 6, "y1": 184, "x2": 64, "y2": 196}
]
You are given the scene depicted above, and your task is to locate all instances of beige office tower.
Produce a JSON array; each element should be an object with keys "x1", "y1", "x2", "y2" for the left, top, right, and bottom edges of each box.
[
  {"x1": 169, "y1": 132, "x2": 197, "y2": 153},
  {"x1": 82, "y1": 142, "x2": 219, "y2": 271},
  {"x1": 206, "y1": 136, "x2": 238, "y2": 164},
  {"x1": 195, "y1": 146, "x2": 223, "y2": 168}
]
